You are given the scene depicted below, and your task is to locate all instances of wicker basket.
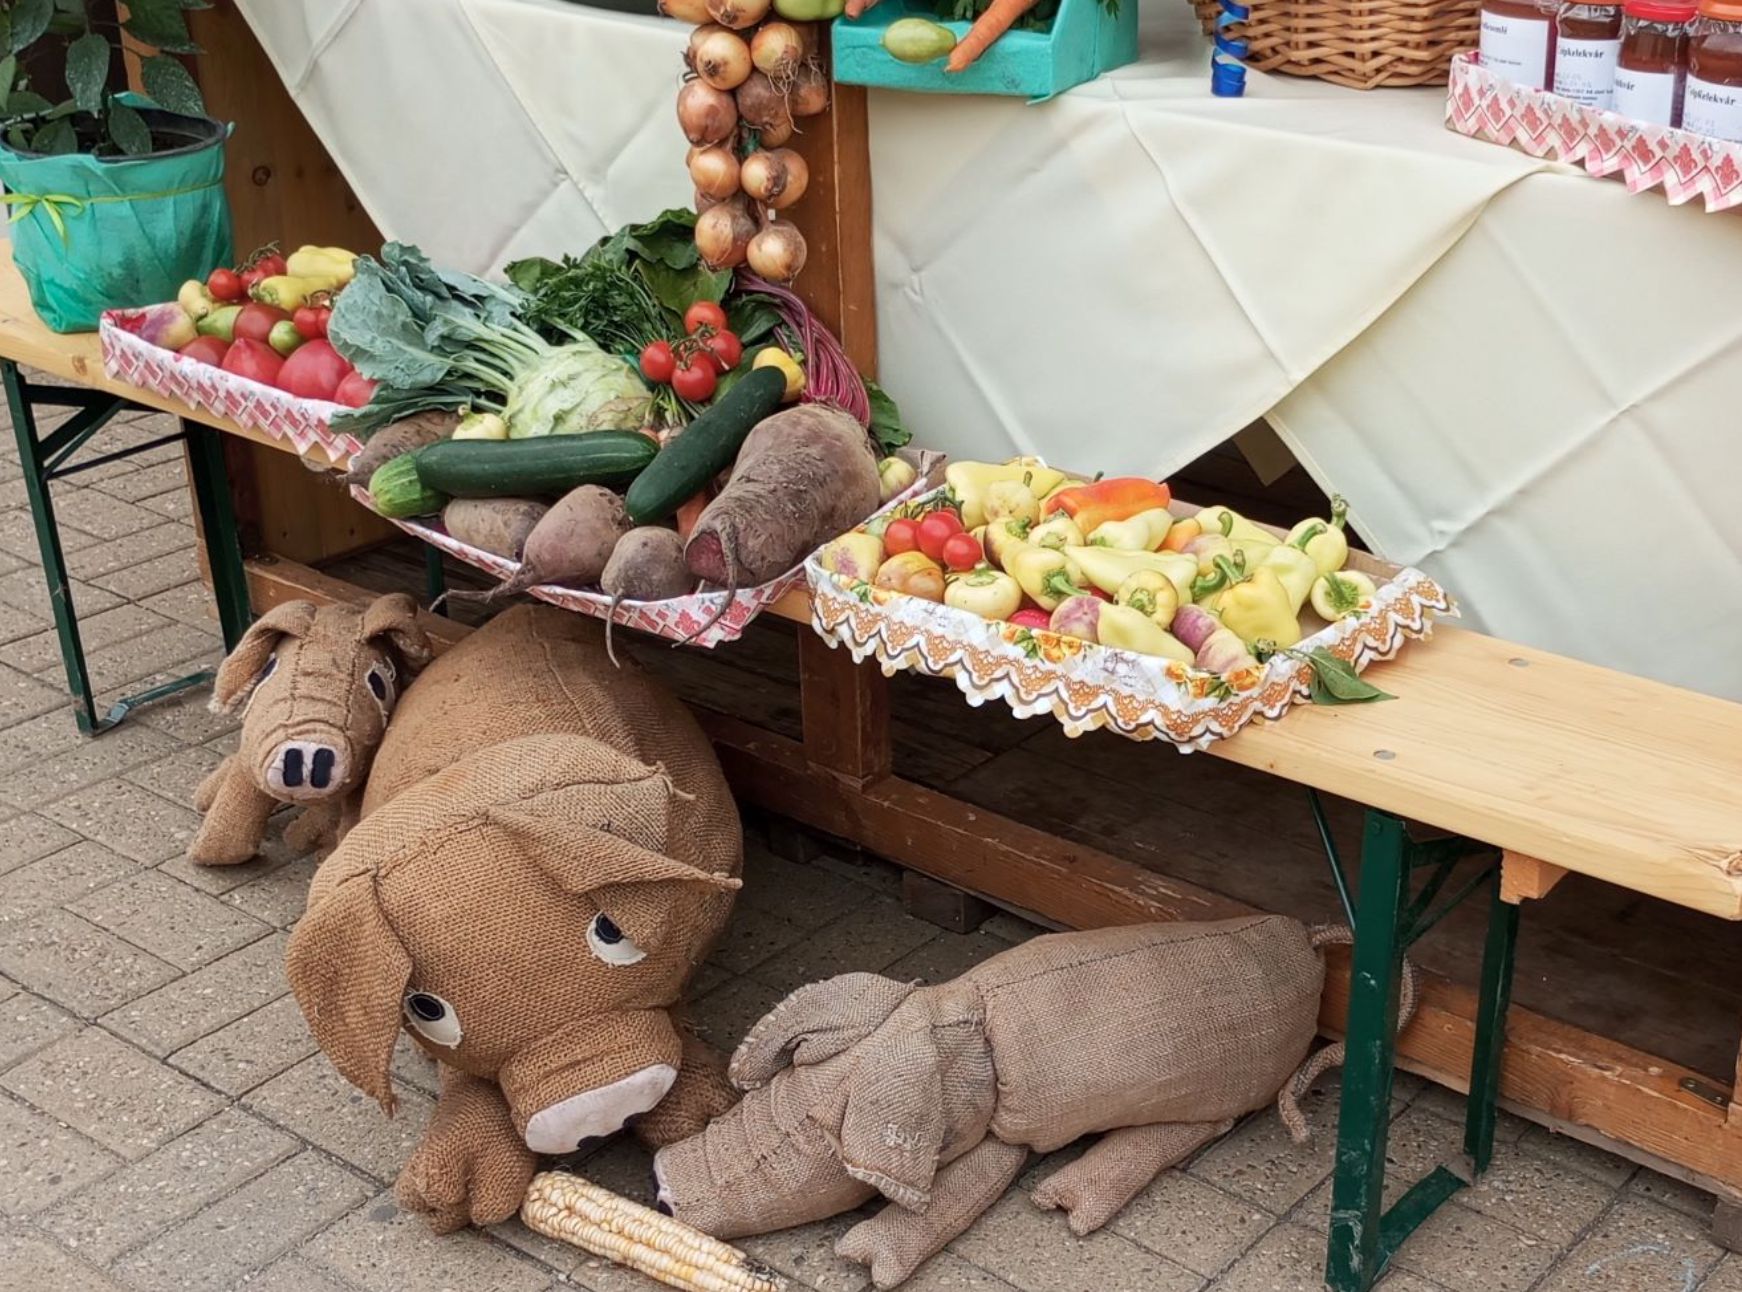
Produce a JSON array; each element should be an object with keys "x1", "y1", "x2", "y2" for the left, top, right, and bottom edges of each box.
[{"x1": 1189, "y1": 0, "x2": 1480, "y2": 88}]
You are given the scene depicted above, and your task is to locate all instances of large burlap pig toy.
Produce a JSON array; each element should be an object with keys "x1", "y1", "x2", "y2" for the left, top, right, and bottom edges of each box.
[
  {"x1": 190, "y1": 594, "x2": 432, "y2": 866},
  {"x1": 656, "y1": 917, "x2": 1408, "y2": 1288},
  {"x1": 288, "y1": 604, "x2": 743, "y2": 1233}
]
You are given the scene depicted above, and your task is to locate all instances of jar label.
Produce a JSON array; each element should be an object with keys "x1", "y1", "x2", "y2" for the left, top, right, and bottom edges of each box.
[
  {"x1": 1612, "y1": 66, "x2": 1684, "y2": 126},
  {"x1": 1553, "y1": 37, "x2": 1621, "y2": 106},
  {"x1": 1683, "y1": 75, "x2": 1742, "y2": 142},
  {"x1": 1481, "y1": 12, "x2": 1553, "y2": 90}
]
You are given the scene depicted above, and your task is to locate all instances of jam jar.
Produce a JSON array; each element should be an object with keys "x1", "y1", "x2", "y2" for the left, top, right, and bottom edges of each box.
[
  {"x1": 1684, "y1": 0, "x2": 1742, "y2": 139},
  {"x1": 1613, "y1": 0, "x2": 1696, "y2": 123},
  {"x1": 1483, "y1": 0, "x2": 1560, "y2": 88},
  {"x1": 1555, "y1": 3, "x2": 1624, "y2": 104}
]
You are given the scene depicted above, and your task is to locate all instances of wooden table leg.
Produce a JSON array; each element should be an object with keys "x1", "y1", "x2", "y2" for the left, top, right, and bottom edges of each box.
[{"x1": 798, "y1": 632, "x2": 890, "y2": 787}]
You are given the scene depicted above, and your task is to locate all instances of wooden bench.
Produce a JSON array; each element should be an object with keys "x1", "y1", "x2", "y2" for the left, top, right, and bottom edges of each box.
[{"x1": 7, "y1": 239, "x2": 1742, "y2": 1288}]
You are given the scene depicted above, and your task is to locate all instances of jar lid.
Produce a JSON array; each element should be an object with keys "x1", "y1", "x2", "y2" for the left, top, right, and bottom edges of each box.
[
  {"x1": 1624, "y1": 0, "x2": 1696, "y2": 17},
  {"x1": 1697, "y1": 0, "x2": 1742, "y2": 18}
]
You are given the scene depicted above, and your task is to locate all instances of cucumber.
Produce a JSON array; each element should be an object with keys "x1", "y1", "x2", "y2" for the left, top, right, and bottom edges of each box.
[
  {"x1": 368, "y1": 453, "x2": 448, "y2": 518},
  {"x1": 414, "y1": 431, "x2": 657, "y2": 499},
  {"x1": 625, "y1": 367, "x2": 786, "y2": 524}
]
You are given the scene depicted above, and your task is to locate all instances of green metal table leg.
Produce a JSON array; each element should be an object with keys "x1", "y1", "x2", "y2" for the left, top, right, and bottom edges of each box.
[
  {"x1": 4, "y1": 359, "x2": 101, "y2": 733},
  {"x1": 1326, "y1": 811, "x2": 1412, "y2": 1292},
  {"x1": 1465, "y1": 880, "x2": 1520, "y2": 1173},
  {"x1": 182, "y1": 420, "x2": 251, "y2": 649},
  {"x1": 424, "y1": 543, "x2": 448, "y2": 615}
]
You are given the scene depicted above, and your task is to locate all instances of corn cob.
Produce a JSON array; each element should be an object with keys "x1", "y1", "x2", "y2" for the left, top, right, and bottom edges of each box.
[{"x1": 522, "y1": 1172, "x2": 786, "y2": 1292}]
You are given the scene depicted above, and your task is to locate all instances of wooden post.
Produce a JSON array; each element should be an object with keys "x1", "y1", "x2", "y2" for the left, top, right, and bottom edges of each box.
[{"x1": 783, "y1": 69, "x2": 891, "y2": 787}]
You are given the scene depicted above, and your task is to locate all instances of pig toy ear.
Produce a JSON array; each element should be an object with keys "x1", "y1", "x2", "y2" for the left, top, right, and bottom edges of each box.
[
  {"x1": 210, "y1": 600, "x2": 317, "y2": 714},
  {"x1": 838, "y1": 1011, "x2": 946, "y2": 1211},
  {"x1": 729, "y1": 973, "x2": 918, "y2": 1090},
  {"x1": 361, "y1": 593, "x2": 433, "y2": 675}
]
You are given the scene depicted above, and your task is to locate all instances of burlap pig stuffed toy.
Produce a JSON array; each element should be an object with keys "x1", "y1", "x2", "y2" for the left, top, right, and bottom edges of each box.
[
  {"x1": 190, "y1": 594, "x2": 432, "y2": 866},
  {"x1": 288, "y1": 604, "x2": 743, "y2": 1234},
  {"x1": 656, "y1": 917, "x2": 1407, "y2": 1289}
]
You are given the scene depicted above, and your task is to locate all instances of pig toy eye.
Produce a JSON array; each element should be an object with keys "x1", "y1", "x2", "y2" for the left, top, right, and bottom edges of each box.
[
  {"x1": 403, "y1": 991, "x2": 462, "y2": 1047},
  {"x1": 242, "y1": 654, "x2": 276, "y2": 715},
  {"x1": 365, "y1": 662, "x2": 396, "y2": 717},
  {"x1": 588, "y1": 913, "x2": 646, "y2": 966}
]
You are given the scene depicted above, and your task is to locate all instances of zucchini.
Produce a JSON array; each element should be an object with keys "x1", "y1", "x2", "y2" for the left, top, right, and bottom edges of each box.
[
  {"x1": 625, "y1": 367, "x2": 786, "y2": 524},
  {"x1": 368, "y1": 453, "x2": 448, "y2": 518},
  {"x1": 415, "y1": 431, "x2": 657, "y2": 499}
]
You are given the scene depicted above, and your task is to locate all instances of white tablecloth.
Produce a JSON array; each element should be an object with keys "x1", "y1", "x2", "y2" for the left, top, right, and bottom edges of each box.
[{"x1": 237, "y1": 0, "x2": 1742, "y2": 698}]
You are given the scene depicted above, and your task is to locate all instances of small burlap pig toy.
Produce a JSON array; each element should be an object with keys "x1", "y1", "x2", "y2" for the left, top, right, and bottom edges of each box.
[
  {"x1": 288, "y1": 604, "x2": 744, "y2": 1234},
  {"x1": 656, "y1": 917, "x2": 1409, "y2": 1289},
  {"x1": 190, "y1": 594, "x2": 431, "y2": 866}
]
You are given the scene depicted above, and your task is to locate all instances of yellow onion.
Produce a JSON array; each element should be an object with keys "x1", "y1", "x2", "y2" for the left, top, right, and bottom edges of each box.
[
  {"x1": 751, "y1": 21, "x2": 806, "y2": 78},
  {"x1": 739, "y1": 148, "x2": 809, "y2": 210},
  {"x1": 659, "y1": 0, "x2": 712, "y2": 21},
  {"x1": 696, "y1": 196, "x2": 759, "y2": 268},
  {"x1": 735, "y1": 71, "x2": 790, "y2": 133},
  {"x1": 790, "y1": 63, "x2": 829, "y2": 116},
  {"x1": 747, "y1": 219, "x2": 807, "y2": 281},
  {"x1": 692, "y1": 26, "x2": 752, "y2": 90},
  {"x1": 706, "y1": 0, "x2": 772, "y2": 29},
  {"x1": 677, "y1": 79, "x2": 738, "y2": 146},
  {"x1": 689, "y1": 145, "x2": 742, "y2": 200}
]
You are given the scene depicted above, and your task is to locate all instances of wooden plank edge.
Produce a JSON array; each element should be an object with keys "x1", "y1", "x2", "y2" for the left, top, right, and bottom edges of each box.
[
  {"x1": 242, "y1": 556, "x2": 1742, "y2": 1197},
  {"x1": 1501, "y1": 852, "x2": 1570, "y2": 904}
]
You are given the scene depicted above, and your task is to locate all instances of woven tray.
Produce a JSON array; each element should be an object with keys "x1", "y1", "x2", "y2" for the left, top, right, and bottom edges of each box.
[
  {"x1": 805, "y1": 490, "x2": 1455, "y2": 751},
  {"x1": 1189, "y1": 0, "x2": 1479, "y2": 88}
]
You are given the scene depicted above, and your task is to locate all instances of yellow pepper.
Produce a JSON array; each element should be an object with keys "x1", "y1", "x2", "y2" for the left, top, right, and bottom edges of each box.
[
  {"x1": 1208, "y1": 557, "x2": 1301, "y2": 649},
  {"x1": 1067, "y1": 546, "x2": 1196, "y2": 603},
  {"x1": 1009, "y1": 546, "x2": 1089, "y2": 611},
  {"x1": 1097, "y1": 603, "x2": 1194, "y2": 662},
  {"x1": 1285, "y1": 496, "x2": 1351, "y2": 576},
  {"x1": 1310, "y1": 569, "x2": 1377, "y2": 622},
  {"x1": 945, "y1": 458, "x2": 1067, "y2": 529},
  {"x1": 1115, "y1": 570, "x2": 1178, "y2": 630},
  {"x1": 1027, "y1": 514, "x2": 1084, "y2": 551},
  {"x1": 1086, "y1": 507, "x2": 1173, "y2": 551},
  {"x1": 945, "y1": 567, "x2": 1022, "y2": 620},
  {"x1": 286, "y1": 245, "x2": 358, "y2": 285},
  {"x1": 984, "y1": 478, "x2": 1041, "y2": 526},
  {"x1": 1258, "y1": 543, "x2": 1318, "y2": 614},
  {"x1": 251, "y1": 274, "x2": 338, "y2": 310},
  {"x1": 817, "y1": 532, "x2": 885, "y2": 582},
  {"x1": 984, "y1": 517, "x2": 1033, "y2": 571},
  {"x1": 1195, "y1": 505, "x2": 1273, "y2": 544},
  {"x1": 754, "y1": 347, "x2": 805, "y2": 400}
]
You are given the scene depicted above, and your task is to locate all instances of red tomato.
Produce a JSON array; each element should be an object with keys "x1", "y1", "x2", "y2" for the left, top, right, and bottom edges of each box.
[
  {"x1": 333, "y1": 370, "x2": 377, "y2": 408},
  {"x1": 252, "y1": 251, "x2": 288, "y2": 278},
  {"x1": 220, "y1": 338, "x2": 284, "y2": 386},
  {"x1": 275, "y1": 340, "x2": 351, "y2": 400},
  {"x1": 234, "y1": 302, "x2": 291, "y2": 344},
  {"x1": 684, "y1": 301, "x2": 728, "y2": 334},
  {"x1": 883, "y1": 518, "x2": 921, "y2": 555},
  {"x1": 941, "y1": 532, "x2": 983, "y2": 572},
  {"x1": 671, "y1": 353, "x2": 718, "y2": 402},
  {"x1": 916, "y1": 510, "x2": 965, "y2": 561},
  {"x1": 206, "y1": 267, "x2": 245, "y2": 303},
  {"x1": 292, "y1": 305, "x2": 330, "y2": 340},
  {"x1": 639, "y1": 340, "x2": 676, "y2": 384},
  {"x1": 703, "y1": 329, "x2": 742, "y2": 372},
  {"x1": 178, "y1": 336, "x2": 229, "y2": 367}
]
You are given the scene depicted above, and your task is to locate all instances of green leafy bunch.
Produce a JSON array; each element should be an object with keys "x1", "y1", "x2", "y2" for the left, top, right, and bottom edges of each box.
[{"x1": 0, "y1": 0, "x2": 209, "y2": 157}]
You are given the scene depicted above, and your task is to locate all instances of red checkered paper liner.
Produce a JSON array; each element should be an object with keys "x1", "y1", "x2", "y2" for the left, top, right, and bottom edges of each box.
[
  {"x1": 99, "y1": 303, "x2": 366, "y2": 460},
  {"x1": 351, "y1": 450, "x2": 944, "y2": 650},
  {"x1": 1447, "y1": 51, "x2": 1742, "y2": 210}
]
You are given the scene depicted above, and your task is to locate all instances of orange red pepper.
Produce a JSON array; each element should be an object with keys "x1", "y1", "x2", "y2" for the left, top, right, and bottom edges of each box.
[{"x1": 1040, "y1": 477, "x2": 1172, "y2": 535}]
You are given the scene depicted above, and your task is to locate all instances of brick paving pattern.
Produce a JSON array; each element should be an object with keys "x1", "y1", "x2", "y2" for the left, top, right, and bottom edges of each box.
[{"x1": 0, "y1": 398, "x2": 1731, "y2": 1289}]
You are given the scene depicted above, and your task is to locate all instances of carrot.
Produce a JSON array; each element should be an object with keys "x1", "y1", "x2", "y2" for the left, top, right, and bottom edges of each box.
[
  {"x1": 946, "y1": 0, "x2": 1038, "y2": 71},
  {"x1": 674, "y1": 487, "x2": 713, "y2": 543}
]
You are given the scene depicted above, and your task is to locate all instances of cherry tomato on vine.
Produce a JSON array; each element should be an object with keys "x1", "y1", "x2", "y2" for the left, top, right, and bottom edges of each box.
[
  {"x1": 703, "y1": 329, "x2": 742, "y2": 373},
  {"x1": 941, "y1": 532, "x2": 983, "y2": 572},
  {"x1": 639, "y1": 340, "x2": 676, "y2": 384},
  {"x1": 883, "y1": 518, "x2": 921, "y2": 555},
  {"x1": 292, "y1": 305, "x2": 330, "y2": 340},
  {"x1": 916, "y1": 510, "x2": 965, "y2": 562},
  {"x1": 253, "y1": 251, "x2": 288, "y2": 278},
  {"x1": 671, "y1": 353, "x2": 718, "y2": 402},
  {"x1": 684, "y1": 301, "x2": 728, "y2": 334},
  {"x1": 206, "y1": 267, "x2": 245, "y2": 303}
]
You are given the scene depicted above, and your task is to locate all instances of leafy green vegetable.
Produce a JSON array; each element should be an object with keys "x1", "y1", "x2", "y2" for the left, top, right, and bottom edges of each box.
[{"x1": 865, "y1": 379, "x2": 910, "y2": 455}]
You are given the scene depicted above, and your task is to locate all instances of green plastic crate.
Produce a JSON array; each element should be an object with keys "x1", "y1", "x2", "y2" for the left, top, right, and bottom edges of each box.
[{"x1": 831, "y1": 0, "x2": 1137, "y2": 101}]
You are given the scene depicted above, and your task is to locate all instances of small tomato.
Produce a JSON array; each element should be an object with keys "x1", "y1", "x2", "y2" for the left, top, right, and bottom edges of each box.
[
  {"x1": 684, "y1": 300, "x2": 728, "y2": 333},
  {"x1": 639, "y1": 340, "x2": 676, "y2": 384},
  {"x1": 703, "y1": 329, "x2": 742, "y2": 372},
  {"x1": 883, "y1": 517, "x2": 921, "y2": 555},
  {"x1": 292, "y1": 305, "x2": 330, "y2": 340},
  {"x1": 206, "y1": 267, "x2": 245, "y2": 303},
  {"x1": 916, "y1": 509, "x2": 965, "y2": 561},
  {"x1": 671, "y1": 353, "x2": 718, "y2": 402},
  {"x1": 941, "y1": 532, "x2": 983, "y2": 572}
]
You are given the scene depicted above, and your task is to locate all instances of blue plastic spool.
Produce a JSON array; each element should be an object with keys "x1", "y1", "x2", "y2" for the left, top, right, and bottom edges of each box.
[
  {"x1": 831, "y1": 0, "x2": 1139, "y2": 101},
  {"x1": 1211, "y1": 0, "x2": 1250, "y2": 96}
]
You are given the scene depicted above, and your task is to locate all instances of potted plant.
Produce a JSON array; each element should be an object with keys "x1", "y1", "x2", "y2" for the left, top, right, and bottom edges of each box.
[{"x1": 0, "y1": 0, "x2": 232, "y2": 332}]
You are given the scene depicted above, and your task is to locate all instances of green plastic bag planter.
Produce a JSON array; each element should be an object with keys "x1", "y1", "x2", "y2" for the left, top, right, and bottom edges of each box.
[
  {"x1": 832, "y1": 0, "x2": 1137, "y2": 100},
  {"x1": 0, "y1": 105, "x2": 233, "y2": 334}
]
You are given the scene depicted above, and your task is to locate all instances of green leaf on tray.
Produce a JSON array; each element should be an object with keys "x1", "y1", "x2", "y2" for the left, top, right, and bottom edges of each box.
[
  {"x1": 640, "y1": 258, "x2": 730, "y2": 319},
  {"x1": 64, "y1": 32, "x2": 108, "y2": 118},
  {"x1": 1304, "y1": 648, "x2": 1394, "y2": 705},
  {"x1": 140, "y1": 53, "x2": 205, "y2": 117},
  {"x1": 865, "y1": 379, "x2": 910, "y2": 455},
  {"x1": 106, "y1": 101, "x2": 152, "y2": 156},
  {"x1": 8, "y1": 0, "x2": 52, "y2": 55},
  {"x1": 726, "y1": 294, "x2": 782, "y2": 346}
]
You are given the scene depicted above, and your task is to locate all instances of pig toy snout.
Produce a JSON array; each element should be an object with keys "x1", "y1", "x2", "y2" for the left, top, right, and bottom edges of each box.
[{"x1": 265, "y1": 740, "x2": 347, "y2": 799}]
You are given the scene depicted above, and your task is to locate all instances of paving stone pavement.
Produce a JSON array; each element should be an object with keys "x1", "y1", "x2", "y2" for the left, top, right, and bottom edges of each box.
[{"x1": 0, "y1": 398, "x2": 1730, "y2": 1290}]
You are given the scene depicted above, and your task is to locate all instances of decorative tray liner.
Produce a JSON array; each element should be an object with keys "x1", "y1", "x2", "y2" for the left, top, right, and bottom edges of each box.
[
  {"x1": 1447, "y1": 51, "x2": 1742, "y2": 212},
  {"x1": 354, "y1": 450, "x2": 944, "y2": 650},
  {"x1": 804, "y1": 489, "x2": 1455, "y2": 751},
  {"x1": 100, "y1": 302, "x2": 364, "y2": 461}
]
